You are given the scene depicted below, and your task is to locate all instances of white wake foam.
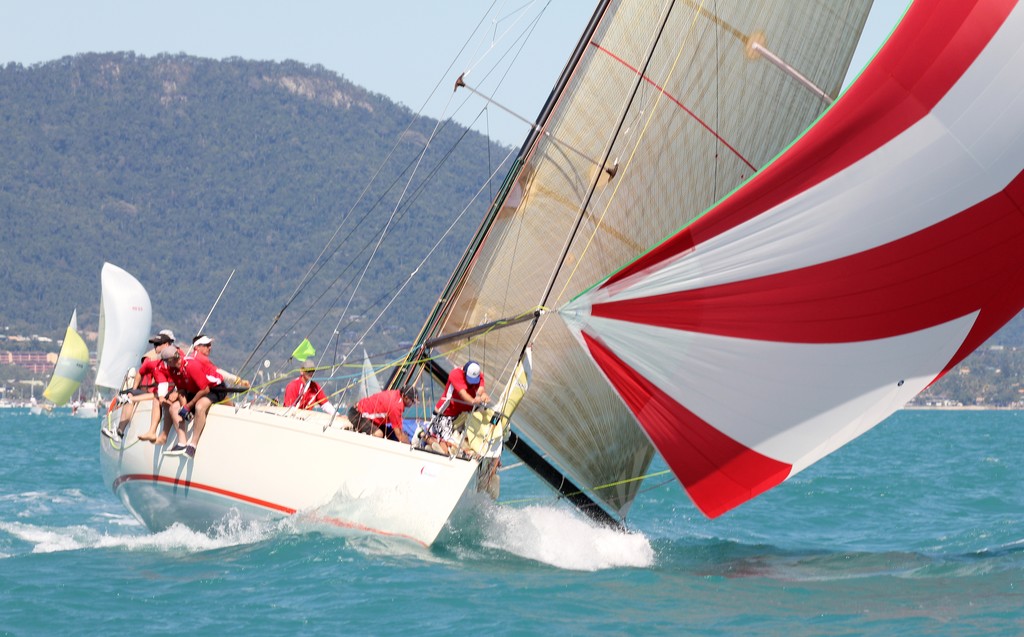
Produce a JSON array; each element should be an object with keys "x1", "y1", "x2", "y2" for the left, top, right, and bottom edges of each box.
[
  {"x1": 478, "y1": 503, "x2": 655, "y2": 571},
  {"x1": 0, "y1": 513, "x2": 280, "y2": 556}
]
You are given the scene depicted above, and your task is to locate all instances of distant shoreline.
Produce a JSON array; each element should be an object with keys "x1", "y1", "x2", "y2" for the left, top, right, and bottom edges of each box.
[{"x1": 903, "y1": 405, "x2": 1021, "y2": 411}]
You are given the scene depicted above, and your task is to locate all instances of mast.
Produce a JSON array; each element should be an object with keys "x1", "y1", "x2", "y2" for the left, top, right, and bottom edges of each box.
[{"x1": 391, "y1": 1, "x2": 619, "y2": 525}]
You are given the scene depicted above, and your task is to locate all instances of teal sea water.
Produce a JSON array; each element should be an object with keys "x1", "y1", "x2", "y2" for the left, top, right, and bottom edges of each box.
[{"x1": 1, "y1": 408, "x2": 1021, "y2": 635}]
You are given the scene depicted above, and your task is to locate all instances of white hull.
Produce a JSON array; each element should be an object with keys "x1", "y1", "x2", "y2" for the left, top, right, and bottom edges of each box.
[
  {"x1": 99, "y1": 402, "x2": 481, "y2": 546},
  {"x1": 74, "y1": 402, "x2": 100, "y2": 418}
]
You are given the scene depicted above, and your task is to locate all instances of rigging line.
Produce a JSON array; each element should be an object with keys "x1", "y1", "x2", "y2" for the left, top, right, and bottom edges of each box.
[
  {"x1": 553, "y1": 1, "x2": 706, "y2": 305},
  {"x1": 461, "y1": 0, "x2": 551, "y2": 83},
  {"x1": 321, "y1": 81, "x2": 497, "y2": 363},
  {"x1": 240, "y1": 2, "x2": 503, "y2": 376},
  {"x1": 525, "y1": 0, "x2": 684, "y2": 334},
  {"x1": 499, "y1": 469, "x2": 673, "y2": 506},
  {"x1": 394, "y1": 4, "x2": 619, "y2": 395},
  {"x1": 248, "y1": 111, "x2": 508, "y2": 374},
  {"x1": 587, "y1": 42, "x2": 755, "y2": 171},
  {"x1": 336, "y1": 144, "x2": 522, "y2": 368},
  {"x1": 189, "y1": 269, "x2": 235, "y2": 361},
  {"x1": 330, "y1": 146, "x2": 521, "y2": 373},
  {"x1": 713, "y1": 0, "x2": 719, "y2": 203},
  {"x1": 347, "y1": 308, "x2": 542, "y2": 402},
  {"x1": 457, "y1": 77, "x2": 618, "y2": 174},
  {"x1": 680, "y1": 0, "x2": 832, "y2": 103}
]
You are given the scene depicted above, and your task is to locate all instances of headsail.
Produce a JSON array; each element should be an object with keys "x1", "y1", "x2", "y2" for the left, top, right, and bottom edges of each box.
[
  {"x1": 95, "y1": 263, "x2": 152, "y2": 391},
  {"x1": 562, "y1": 0, "x2": 1024, "y2": 517},
  {"x1": 408, "y1": 0, "x2": 873, "y2": 519},
  {"x1": 42, "y1": 310, "x2": 90, "y2": 406},
  {"x1": 359, "y1": 350, "x2": 382, "y2": 400}
]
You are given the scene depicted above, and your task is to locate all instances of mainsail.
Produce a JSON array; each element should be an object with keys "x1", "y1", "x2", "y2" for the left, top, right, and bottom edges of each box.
[
  {"x1": 42, "y1": 310, "x2": 90, "y2": 406},
  {"x1": 562, "y1": 0, "x2": 1024, "y2": 517},
  {"x1": 94, "y1": 263, "x2": 152, "y2": 392},
  {"x1": 402, "y1": 0, "x2": 874, "y2": 520}
]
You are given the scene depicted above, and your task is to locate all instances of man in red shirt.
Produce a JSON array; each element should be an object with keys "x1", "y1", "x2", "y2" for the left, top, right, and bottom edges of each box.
[
  {"x1": 347, "y1": 386, "x2": 418, "y2": 444},
  {"x1": 173, "y1": 335, "x2": 225, "y2": 458},
  {"x1": 283, "y1": 360, "x2": 337, "y2": 414},
  {"x1": 165, "y1": 335, "x2": 249, "y2": 458},
  {"x1": 134, "y1": 335, "x2": 179, "y2": 444},
  {"x1": 103, "y1": 333, "x2": 175, "y2": 441},
  {"x1": 425, "y1": 361, "x2": 490, "y2": 454},
  {"x1": 159, "y1": 346, "x2": 192, "y2": 452}
]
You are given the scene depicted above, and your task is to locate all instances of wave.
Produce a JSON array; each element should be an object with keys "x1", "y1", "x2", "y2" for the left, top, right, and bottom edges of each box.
[
  {"x1": 0, "y1": 513, "x2": 284, "y2": 557},
  {"x1": 439, "y1": 495, "x2": 655, "y2": 571}
]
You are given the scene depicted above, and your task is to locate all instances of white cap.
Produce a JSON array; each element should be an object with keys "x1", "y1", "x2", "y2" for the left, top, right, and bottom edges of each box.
[
  {"x1": 194, "y1": 335, "x2": 213, "y2": 346},
  {"x1": 159, "y1": 329, "x2": 175, "y2": 342},
  {"x1": 464, "y1": 361, "x2": 481, "y2": 384}
]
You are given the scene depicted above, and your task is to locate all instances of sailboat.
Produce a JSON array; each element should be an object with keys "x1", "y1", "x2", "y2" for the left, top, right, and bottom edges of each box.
[
  {"x1": 100, "y1": 0, "x2": 1024, "y2": 545},
  {"x1": 29, "y1": 381, "x2": 46, "y2": 416},
  {"x1": 42, "y1": 310, "x2": 90, "y2": 410}
]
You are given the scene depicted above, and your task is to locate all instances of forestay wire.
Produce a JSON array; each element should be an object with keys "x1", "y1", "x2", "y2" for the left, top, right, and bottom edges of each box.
[{"x1": 240, "y1": 1, "x2": 557, "y2": 396}]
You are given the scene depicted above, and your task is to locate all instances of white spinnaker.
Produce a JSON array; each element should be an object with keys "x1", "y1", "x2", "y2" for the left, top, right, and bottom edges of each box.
[
  {"x1": 592, "y1": 3, "x2": 1024, "y2": 304},
  {"x1": 564, "y1": 309, "x2": 977, "y2": 474},
  {"x1": 95, "y1": 263, "x2": 152, "y2": 391}
]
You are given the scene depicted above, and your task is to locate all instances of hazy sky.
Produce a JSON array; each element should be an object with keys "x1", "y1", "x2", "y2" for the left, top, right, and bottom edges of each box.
[{"x1": 0, "y1": 1, "x2": 908, "y2": 146}]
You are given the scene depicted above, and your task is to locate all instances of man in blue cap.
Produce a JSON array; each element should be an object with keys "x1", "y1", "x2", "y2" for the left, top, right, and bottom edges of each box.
[{"x1": 425, "y1": 361, "x2": 490, "y2": 455}]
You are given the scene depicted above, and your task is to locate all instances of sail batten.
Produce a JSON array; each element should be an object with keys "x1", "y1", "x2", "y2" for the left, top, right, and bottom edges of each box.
[
  {"x1": 564, "y1": 0, "x2": 1024, "y2": 518},
  {"x1": 414, "y1": 0, "x2": 874, "y2": 518}
]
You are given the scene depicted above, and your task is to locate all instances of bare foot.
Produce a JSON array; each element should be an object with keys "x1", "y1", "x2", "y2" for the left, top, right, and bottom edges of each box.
[
  {"x1": 137, "y1": 433, "x2": 157, "y2": 442},
  {"x1": 154, "y1": 435, "x2": 167, "y2": 445}
]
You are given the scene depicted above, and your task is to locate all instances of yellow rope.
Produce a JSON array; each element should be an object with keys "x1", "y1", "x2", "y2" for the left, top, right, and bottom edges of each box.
[
  {"x1": 499, "y1": 468, "x2": 673, "y2": 506},
  {"x1": 248, "y1": 306, "x2": 550, "y2": 406}
]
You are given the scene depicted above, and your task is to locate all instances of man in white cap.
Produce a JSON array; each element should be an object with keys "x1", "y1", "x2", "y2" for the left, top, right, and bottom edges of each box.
[{"x1": 169, "y1": 334, "x2": 247, "y2": 458}]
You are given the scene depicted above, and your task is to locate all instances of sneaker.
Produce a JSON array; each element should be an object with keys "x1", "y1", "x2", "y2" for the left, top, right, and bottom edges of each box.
[
  {"x1": 100, "y1": 428, "x2": 116, "y2": 440},
  {"x1": 185, "y1": 445, "x2": 196, "y2": 458},
  {"x1": 163, "y1": 444, "x2": 188, "y2": 456}
]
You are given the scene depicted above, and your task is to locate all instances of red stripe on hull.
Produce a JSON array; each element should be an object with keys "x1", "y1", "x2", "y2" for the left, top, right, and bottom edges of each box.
[
  {"x1": 111, "y1": 474, "x2": 431, "y2": 546},
  {"x1": 113, "y1": 473, "x2": 297, "y2": 514},
  {"x1": 581, "y1": 332, "x2": 791, "y2": 517}
]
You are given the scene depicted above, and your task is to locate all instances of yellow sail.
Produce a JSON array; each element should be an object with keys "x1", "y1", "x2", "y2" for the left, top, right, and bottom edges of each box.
[
  {"x1": 463, "y1": 348, "x2": 532, "y2": 457},
  {"x1": 43, "y1": 310, "x2": 90, "y2": 406}
]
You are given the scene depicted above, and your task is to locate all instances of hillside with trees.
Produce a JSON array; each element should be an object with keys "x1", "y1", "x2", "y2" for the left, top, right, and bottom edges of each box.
[
  {"x1": 0, "y1": 53, "x2": 507, "y2": 368},
  {"x1": 1, "y1": 52, "x2": 1022, "y2": 406}
]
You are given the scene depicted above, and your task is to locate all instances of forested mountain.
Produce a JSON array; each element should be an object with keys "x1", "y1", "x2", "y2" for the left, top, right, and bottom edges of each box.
[
  {"x1": 0, "y1": 53, "x2": 506, "y2": 368},
  {"x1": 1, "y1": 52, "x2": 1021, "y2": 405}
]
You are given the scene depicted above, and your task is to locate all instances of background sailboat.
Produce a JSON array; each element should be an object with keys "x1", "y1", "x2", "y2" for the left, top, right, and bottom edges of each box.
[
  {"x1": 42, "y1": 310, "x2": 90, "y2": 408},
  {"x1": 357, "y1": 350, "x2": 382, "y2": 400}
]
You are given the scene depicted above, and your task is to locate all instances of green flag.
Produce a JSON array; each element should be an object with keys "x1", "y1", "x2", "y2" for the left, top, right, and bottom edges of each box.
[{"x1": 291, "y1": 338, "x2": 316, "y2": 361}]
